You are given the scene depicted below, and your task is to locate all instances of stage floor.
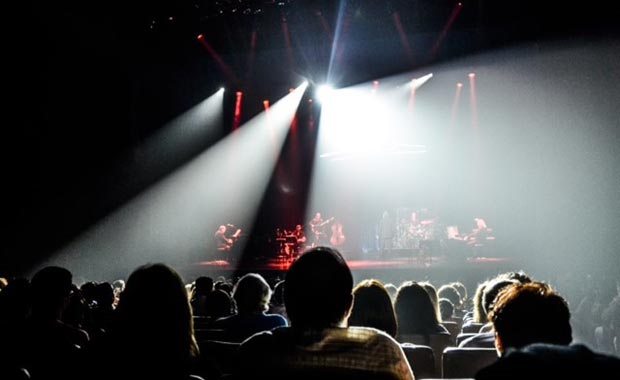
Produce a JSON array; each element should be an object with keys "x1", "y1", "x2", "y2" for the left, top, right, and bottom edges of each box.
[{"x1": 183, "y1": 254, "x2": 515, "y2": 287}]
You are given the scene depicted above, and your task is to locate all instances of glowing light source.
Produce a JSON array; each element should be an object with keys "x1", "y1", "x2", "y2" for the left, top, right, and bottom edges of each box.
[
  {"x1": 411, "y1": 73, "x2": 434, "y2": 89},
  {"x1": 316, "y1": 85, "x2": 334, "y2": 103}
]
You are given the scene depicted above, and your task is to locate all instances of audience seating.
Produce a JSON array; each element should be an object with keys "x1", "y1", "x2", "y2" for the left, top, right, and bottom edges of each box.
[
  {"x1": 456, "y1": 333, "x2": 478, "y2": 346},
  {"x1": 398, "y1": 333, "x2": 452, "y2": 375},
  {"x1": 441, "y1": 321, "x2": 460, "y2": 345},
  {"x1": 198, "y1": 340, "x2": 240, "y2": 378},
  {"x1": 442, "y1": 347, "x2": 498, "y2": 378},
  {"x1": 461, "y1": 322, "x2": 484, "y2": 333},
  {"x1": 401, "y1": 343, "x2": 436, "y2": 379}
]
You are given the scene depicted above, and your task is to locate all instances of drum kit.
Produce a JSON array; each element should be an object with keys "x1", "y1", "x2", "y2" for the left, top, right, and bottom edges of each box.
[
  {"x1": 274, "y1": 228, "x2": 304, "y2": 259},
  {"x1": 394, "y1": 218, "x2": 440, "y2": 250}
]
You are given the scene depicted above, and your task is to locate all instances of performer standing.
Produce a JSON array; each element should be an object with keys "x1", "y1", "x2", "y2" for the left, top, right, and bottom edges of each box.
[{"x1": 308, "y1": 212, "x2": 333, "y2": 248}]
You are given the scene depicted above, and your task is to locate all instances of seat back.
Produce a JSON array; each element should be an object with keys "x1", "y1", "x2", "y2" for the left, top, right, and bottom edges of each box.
[
  {"x1": 441, "y1": 321, "x2": 460, "y2": 345},
  {"x1": 401, "y1": 343, "x2": 436, "y2": 379},
  {"x1": 442, "y1": 347, "x2": 498, "y2": 378},
  {"x1": 461, "y1": 322, "x2": 484, "y2": 334},
  {"x1": 398, "y1": 333, "x2": 453, "y2": 375},
  {"x1": 198, "y1": 340, "x2": 240, "y2": 377},
  {"x1": 456, "y1": 333, "x2": 478, "y2": 346}
]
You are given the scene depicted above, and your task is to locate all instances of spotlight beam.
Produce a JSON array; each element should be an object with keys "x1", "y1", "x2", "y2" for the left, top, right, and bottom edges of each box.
[{"x1": 44, "y1": 84, "x2": 308, "y2": 280}]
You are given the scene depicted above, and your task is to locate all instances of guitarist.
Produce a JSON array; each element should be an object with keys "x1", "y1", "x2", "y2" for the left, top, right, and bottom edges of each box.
[{"x1": 308, "y1": 212, "x2": 334, "y2": 248}]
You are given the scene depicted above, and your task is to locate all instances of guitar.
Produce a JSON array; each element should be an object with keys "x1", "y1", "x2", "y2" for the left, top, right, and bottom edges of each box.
[{"x1": 310, "y1": 217, "x2": 334, "y2": 243}]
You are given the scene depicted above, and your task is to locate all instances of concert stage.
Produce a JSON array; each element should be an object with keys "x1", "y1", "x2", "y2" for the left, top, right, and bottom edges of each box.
[{"x1": 183, "y1": 253, "x2": 516, "y2": 289}]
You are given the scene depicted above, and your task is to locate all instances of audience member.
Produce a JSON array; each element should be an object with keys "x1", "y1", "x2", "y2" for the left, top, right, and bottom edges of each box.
[
  {"x1": 476, "y1": 281, "x2": 620, "y2": 379},
  {"x1": 237, "y1": 247, "x2": 414, "y2": 380}
]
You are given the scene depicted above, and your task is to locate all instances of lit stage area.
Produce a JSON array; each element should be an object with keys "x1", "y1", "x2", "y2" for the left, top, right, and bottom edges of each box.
[{"x1": 5, "y1": 2, "x2": 619, "y2": 294}]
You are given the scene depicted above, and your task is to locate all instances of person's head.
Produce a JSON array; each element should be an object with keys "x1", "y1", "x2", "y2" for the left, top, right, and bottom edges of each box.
[
  {"x1": 384, "y1": 283, "x2": 398, "y2": 300},
  {"x1": 419, "y1": 281, "x2": 441, "y2": 321},
  {"x1": 439, "y1": 298, "x2": 455, "y2": 321},
  {"x1": 284, "y1": 246, "x2": 353, "y2": 328},
  {"x1": 295, "y1": 224, "x2": 302, "y2": 231},
  {"x1": 349, "y1": 279, "x2": 397, "y2": 338},
  {"x1": 314, "y1": 212, "x2": 322, "y2": 220},
  {"x1": 30, "y1": 266, "x2": 73, "y2": 319},
  {"x1": 194, "y1": 276, "x2": 214, "y2": 295},
  {"x1": 217, "y1": 225, "x2": 226, "y2": 234},
  {"x1": 438, "y1": 284, "x2": 462, "y2": 310},
  {"x1": 394, "y1": 281, "x2": 441, "y2": 335},
  {"x1": 490, "y1": 281, "x2": 572, "y2": 355},
  {"x1": 451, "y1": 281, "x2": 468, "y2": 305},
  {"x1": 233, "y1": 273, "x2": 271, "y2": 315},
  {"x1": 270, "y1": 280, "x2": 285, "y2": 307},
  {"x1": 205, "y1": 289, "x2": 234, "y2": 319},
  {"x1": 499, "y1": 271, "x2": 533, "y2": 284},
  {"x1": 482, "y1": 278, "x2": 519, "y2": 316},
  {"x1": 116, "y1": 263, "x2": 198, "y2": 360},
  {"x1": 473, "y1": 280, "x2": 489, "y2": 323}
]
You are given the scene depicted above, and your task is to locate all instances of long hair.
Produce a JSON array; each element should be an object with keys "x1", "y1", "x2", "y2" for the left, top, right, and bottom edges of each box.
[
  {"x1": 115, "y1": 263, "x2": 199, "y2": 362},
  {"x1": 394, "y1": 281, "x2": 442, "y2": 335},
  {"x1": 349, "y1": 279, "x2": 398, "y2": 337}
]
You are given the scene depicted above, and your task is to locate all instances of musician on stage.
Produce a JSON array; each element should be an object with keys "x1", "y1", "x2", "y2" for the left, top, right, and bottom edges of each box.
[
  {"x1": 308, "y1": 212, "x2": 333, "y2": 248},
  {"x1": 214, "y1": 224, "x2": 242, "y2": 252},
  {"x1": 292, "y1": 224, "x2": 307, "y2": 254}
]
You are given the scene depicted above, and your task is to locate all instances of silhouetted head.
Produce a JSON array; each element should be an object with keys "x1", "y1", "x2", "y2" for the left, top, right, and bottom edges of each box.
[
  {"x1": 284, "y1": 246, "x2": 353, "y2": 328},
  {"x1": 233, "y1": 273, "x2": 271, "y2": 315},
  {"x1": 30, "y1": 266, "x2": 73, "y2": 319},
  {"x1": 116, "y1": 263, "x2": 198, "y2": 361}
]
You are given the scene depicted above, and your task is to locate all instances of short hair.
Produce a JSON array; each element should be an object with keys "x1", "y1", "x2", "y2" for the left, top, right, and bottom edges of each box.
[
  {"x1": 439, "y1": 297, "x2": 455, "y2": 321},
  {"x1": 194, "y1": 276, "x2": 214, "y2": 294},
  {"x1": 233, "y1": 273, "x2": 271, "y2": 314},
  {"x1": 490, "y1": 282, "x2": 572, "y2": 350},
  {"x1": 438, "y1": 284, "x2": 462, "y2": 309},
  {"x1": 284, "y1": 246, "x2": 353, "y2": 327},
  {"x1": 482, "y1": 278, "x2": 518, "y2": 315}
]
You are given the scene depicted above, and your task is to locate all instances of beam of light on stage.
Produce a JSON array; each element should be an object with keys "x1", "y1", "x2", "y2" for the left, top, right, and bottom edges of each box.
[
  {"x1": 305, "y1": 77, "x2": 432, "y2": 256},
  {"x1": 41, "y1": 83, "x2": 308, "y2": 281}
]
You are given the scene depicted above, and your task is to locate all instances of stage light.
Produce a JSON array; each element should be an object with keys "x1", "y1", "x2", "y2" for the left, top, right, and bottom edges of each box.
[
  {"x1": 219, "y1": 87, "x2": 225, "y2": 93},
  {"x1": 316, "y1": 85, "x2": 334, "y2": 103},
  {"x1": 457, "y1": 82, "x2": 463, "y2": 87},
  {"x1": 469, "y1": 72, "x2": 476, "y2": 78},
  {"x1": 411, "y1": 73, "x2": 434, "y2": 89}
]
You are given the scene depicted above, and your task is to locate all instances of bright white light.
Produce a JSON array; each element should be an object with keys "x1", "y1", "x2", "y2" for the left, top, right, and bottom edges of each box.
[
  {"x1": 316, "y1": 84, "x2": 334, "y2": 103},
  {"x1": 411, "y1": 73, "x2": 433, "y2": 89},
  {"x1": 219, "y1": 87, "x2": 225, "y2": 93}
]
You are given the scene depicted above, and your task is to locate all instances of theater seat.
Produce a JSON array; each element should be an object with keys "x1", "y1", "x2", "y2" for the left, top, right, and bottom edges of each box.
[
  {"x1": 401, "y1": 343, "x2": 436, "y2": 379},
  {"x1": 442, "y1": 347, "x2": 498, "y2": 378}
]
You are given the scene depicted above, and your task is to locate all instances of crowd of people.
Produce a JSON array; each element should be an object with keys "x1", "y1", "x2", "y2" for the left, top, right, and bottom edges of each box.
[{"x1": 1, "y1": 246, "x2": 619, "y2": 379}]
